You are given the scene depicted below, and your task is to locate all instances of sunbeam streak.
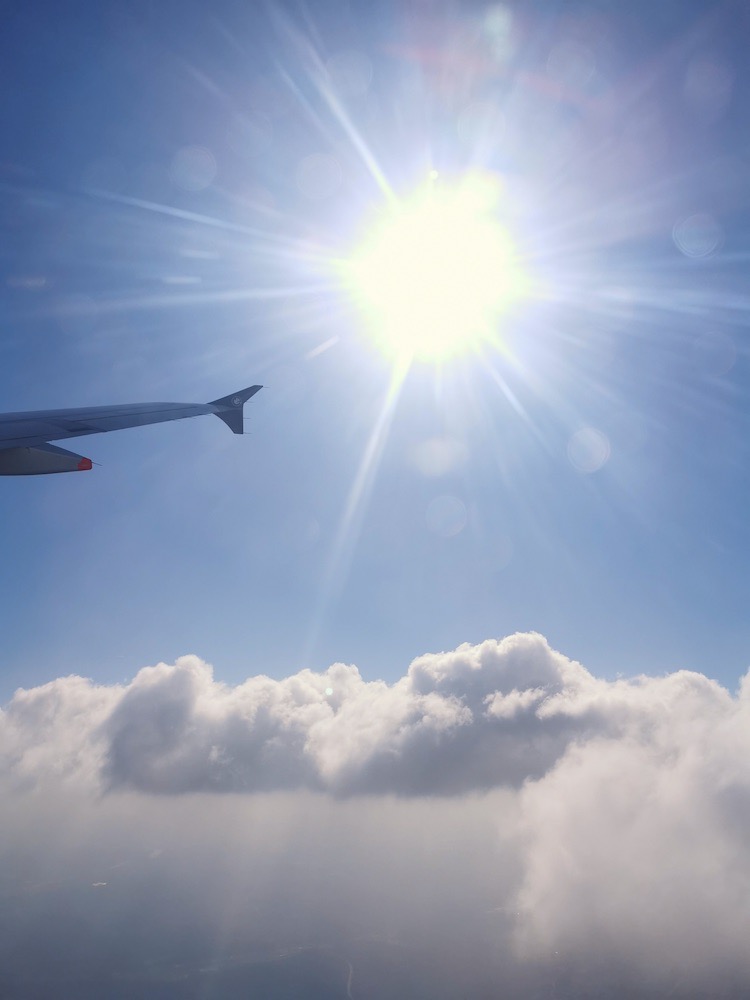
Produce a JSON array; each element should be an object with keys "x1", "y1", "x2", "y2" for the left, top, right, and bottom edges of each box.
[
  {"x1": 272, "y1": 9, "x2": 395, "y2": 201},
  {"x1": 88, "y1": 189, "x2": 323, "y2": 264},
  {"x1": 305, "y1": 361, "x2": 409, "y2": 662}
]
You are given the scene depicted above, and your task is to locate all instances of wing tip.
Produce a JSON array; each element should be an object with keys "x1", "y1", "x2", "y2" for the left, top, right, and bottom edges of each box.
[{"x1": 210, "y1": 385, "x2": 263, "y2": 434}]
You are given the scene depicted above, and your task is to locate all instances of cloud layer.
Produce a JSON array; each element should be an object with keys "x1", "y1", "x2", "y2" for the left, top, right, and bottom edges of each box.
[
  {"x1": 7, "y1": 630, "x2": 722, "y2": 797},
  {"x1": 3, "y1": 633, "x2": 750, "y2": 997}
]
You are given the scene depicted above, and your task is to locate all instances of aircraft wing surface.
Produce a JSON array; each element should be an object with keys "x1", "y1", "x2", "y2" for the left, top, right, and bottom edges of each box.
[{"x1": 0, "y1": 384, "x2": 262, "y2": 475}]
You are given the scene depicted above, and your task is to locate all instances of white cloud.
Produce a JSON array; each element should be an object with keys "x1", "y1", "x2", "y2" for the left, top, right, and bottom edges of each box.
[
  {"x1": 1, "y1": 633, "x2": 604, "y2": 796},
  {"x1": 2, "y1": 633, "x2": 750, "y2": 996}
]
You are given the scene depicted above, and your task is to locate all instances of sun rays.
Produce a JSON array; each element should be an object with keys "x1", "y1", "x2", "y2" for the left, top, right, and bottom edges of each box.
[{"x1": 11, "y1": 0, "x2": 743, "y2": 683}]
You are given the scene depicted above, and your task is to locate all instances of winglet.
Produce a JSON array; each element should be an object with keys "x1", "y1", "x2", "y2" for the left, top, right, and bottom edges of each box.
[{"x1": 208, "y1": 385, "x2": 263, "y2": 434}]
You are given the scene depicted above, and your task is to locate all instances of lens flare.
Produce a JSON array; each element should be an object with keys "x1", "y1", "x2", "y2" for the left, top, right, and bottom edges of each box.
[{"x1": 341, "y1": 173, "x2": 528, "y2": 364}]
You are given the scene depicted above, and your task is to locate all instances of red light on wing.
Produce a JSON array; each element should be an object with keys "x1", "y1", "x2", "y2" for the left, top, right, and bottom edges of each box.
[{"x1": 78, "y1": 458, "x2": 93, "y2": 471}]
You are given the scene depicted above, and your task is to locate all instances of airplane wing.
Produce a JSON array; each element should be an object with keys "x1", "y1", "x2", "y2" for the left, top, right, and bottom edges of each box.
[{"x1": 0, "y1": 384, "x2": 262, "y2": 475}]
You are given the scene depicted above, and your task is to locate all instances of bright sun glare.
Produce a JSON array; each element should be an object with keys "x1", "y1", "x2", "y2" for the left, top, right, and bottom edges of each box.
[{"x1": 342, "y1": 173, "x2": 527, "y2": 364}]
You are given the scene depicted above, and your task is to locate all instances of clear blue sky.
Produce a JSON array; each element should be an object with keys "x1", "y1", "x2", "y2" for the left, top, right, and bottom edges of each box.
[{"x1": 2, "y1": 0, "x2": 750, "y2": 699}]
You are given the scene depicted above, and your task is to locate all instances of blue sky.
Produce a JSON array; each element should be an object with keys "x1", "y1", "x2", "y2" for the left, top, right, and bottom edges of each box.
[{"x1": 2, "y1": 0, "x2": 750, "y2": 699}]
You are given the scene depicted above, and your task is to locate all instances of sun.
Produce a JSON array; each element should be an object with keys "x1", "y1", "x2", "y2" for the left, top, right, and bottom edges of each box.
[{"x1": 341, "y1": 172, "x2": 528, "y2": 365}]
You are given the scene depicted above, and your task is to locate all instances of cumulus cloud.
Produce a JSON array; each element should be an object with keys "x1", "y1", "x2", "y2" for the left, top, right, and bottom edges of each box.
[
  {"x1": 2, "y1": 632, "x2": 612, "y2": 796},
  {"x1": 3, "y1": 633, "x2": 750, "y2": 997}
]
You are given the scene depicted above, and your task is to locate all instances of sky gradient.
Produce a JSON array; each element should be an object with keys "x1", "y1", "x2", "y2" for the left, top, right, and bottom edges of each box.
[{"x1": 2, "y1": 0, "x2": 750, "y2": 696}]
